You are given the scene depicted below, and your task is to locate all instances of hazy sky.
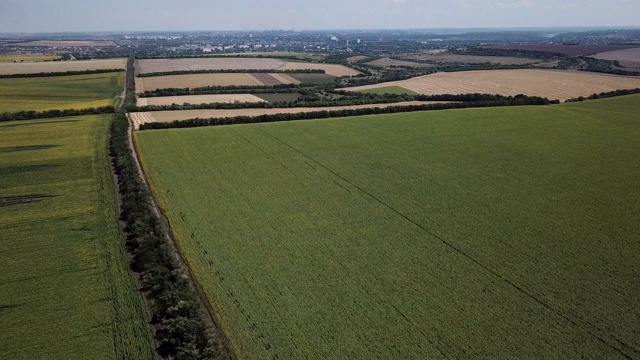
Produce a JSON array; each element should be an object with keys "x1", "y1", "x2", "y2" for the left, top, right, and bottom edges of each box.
[{"x1": 1, "y1": 0, "x2": 639, "y2": 33}]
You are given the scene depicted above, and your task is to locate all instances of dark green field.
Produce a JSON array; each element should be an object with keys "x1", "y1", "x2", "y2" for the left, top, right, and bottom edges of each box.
[
  {"x1": 0, "y1": 116, "x2": 154, "y2": 359},
  {"x1": 254, "y1": 92, "x2": 301, "y2": 103},
  {"x1": 0, "y1": 72, "x2": 123, "y2": 112},
  {"x1": 289, "y1": 73, "x2": 337, "y2": 84},
  {"x1": 135, "y1": 95, "x2": 640, "y2": 359}
]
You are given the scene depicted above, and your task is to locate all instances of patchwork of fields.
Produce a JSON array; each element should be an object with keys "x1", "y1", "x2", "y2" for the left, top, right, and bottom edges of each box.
[
  {"x1": 135, "y1": 95, "x2": 640, "y2": 359},
  {"x1": 0, "y1": 72, "x2": 123, "y2": 112},
  {"x1": 135, "y1": 72, "x2": 300, "y2": 92},
  {"x1": 343, "y1": 69, "x2": 640, "y2": 101},
  {"x1": 0, "y1": 116, "x2": 154, "y2": 359},
  {"x1": 136, "y1": 57, "x2": 360, "y2": 77},
  {"x1": 0, "y1": 58, "x2": 126, "y2": 75}
]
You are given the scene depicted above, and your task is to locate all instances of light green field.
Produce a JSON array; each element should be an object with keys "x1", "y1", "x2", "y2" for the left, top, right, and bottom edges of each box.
[
  {"x1": 0, "y1": 116, "x2": 154, "y2": 359},
  {"x1": 356, "y1": 85, "x2": 420, "y2": 95},
  {"x1": 0, "y1": 72, "x2": 123, "y2": 113},
  {"x1": 135, "y1": 95, "x2": 640, "y2": 359},
  {"x1": 0, "y1": 55, "x2": 62, "y2": 62}
]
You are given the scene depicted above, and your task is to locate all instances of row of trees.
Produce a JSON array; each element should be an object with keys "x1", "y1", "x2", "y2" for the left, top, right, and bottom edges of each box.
[
  {"x1": 140, "y1": 95, "x2": 557, "y2": 130},
  {"x1": 0, "y1": 106, "x2": 115, "y2": 122},
  {"x1": 0, "y1": 68, "x2": 123, "y2": 79},
  {"x1": 138, "y1": 68, "x2": 325, "y2": 77},
  {"x1": 565, "y1": 88, "x2": 640, "y2": 102},
  {"x1": 138, "y1": 83, "x2": 299, "y2": 98},
  {"x1": 111, "y1": 56, "x2": 226, "y2": 359}
]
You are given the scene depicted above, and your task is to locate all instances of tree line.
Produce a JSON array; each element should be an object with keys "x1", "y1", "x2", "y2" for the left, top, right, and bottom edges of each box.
[
  {"x1": 565, "y1": 88, "x2": 640, "y2": 102},
  {"x1": 139, "y1": 95, "x2": 557, "y2": 130},
  {"x1": 138, "y1": 83, "x2": 299, "y2": 97},
  {"x1": 138, "y1": 69, "x2": 325, "y2": 77},
  {"x1": 0, "y1": 68, "x2": 124, "y2": 79},
  {"x1": 0, "y1": 106, "x2": 115, "y2": 122},
  {"x1": 109, "y1": 56, "x2": 227, "y2": 359}
]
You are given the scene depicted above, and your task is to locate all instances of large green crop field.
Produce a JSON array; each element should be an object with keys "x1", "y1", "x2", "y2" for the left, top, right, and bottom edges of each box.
[
  {"x1": 0, "y1": 72, "x2": 123, "y2": 113},
  {"x1": 135, "y1": 95, "x2": 640, "y2": 359},
  {"x1": 0, "y1": 116, "x2": 154, "y2": 359}
]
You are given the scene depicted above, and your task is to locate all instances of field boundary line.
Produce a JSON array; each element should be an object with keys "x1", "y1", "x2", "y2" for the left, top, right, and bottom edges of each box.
[
  {"x1": 127, "y1": 114, "x2": 237, "y2": 358},
  {"x1": 255, "y1": 126, "x2": 634, "y2": 360}
]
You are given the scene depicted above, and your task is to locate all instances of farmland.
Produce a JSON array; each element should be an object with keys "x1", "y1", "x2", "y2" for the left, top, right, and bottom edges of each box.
[
  {"x1": 0, "y1": 115, "x2": 154, "y2": 359},
  {"x1": 135, "y1": 73, "x2": 298, "y2": 92},
  {"x1": 0, "y1": 58, "x2": 126, "y2": 75},
  {"x1": 134, "y1": 95, "x2": 640, "y2": 359},
  {"x1": 0, "y1": 72, "x2": 123, "y2": 112},
  {"x1": 136, "y1": 57, "x2": 359, "y2": 77},
  {"x1": 343, "y1": 69, "x2": 640, "y2": 101},
  {"x1": 129, "y1": 101, "x2": 447, "y2": 128},
  {"x1": 483, "y1": 44, "x2": 640, "y2": 57},
  {"x1": 137, "y1": 94, "x2": 266, "y2": 106},
  {"x1": 592, "y1": 47, "x2": 640, "y2": 69}
]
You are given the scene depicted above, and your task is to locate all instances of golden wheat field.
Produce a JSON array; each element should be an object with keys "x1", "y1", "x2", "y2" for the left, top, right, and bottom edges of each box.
[
  {"x1": 136, "y1": 58, "x2": 359, "y2": 77},
  {"x1": 137, "y1": 94, "x2": 266, "y2": 106},
  {"x1": 129, "y1": 101, "x2": 447, "y2": 128},
  {"x1": 0, "y1": 58, "x2": 127, "y2": 75},
  {"x1": 343, "y1": 69, "x2": 640, "y2": 101}
]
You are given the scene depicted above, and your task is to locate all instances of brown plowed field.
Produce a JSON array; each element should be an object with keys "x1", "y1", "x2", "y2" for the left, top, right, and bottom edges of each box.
[
  {"x1": 252, "y1": 73, "x2": 283, "y2": 85},
  {"x1": 0, "y1": 58, "x2": 127, "y2": 75},
  {"x1": 343, "y1": 70, "x2": 640, "y2": 102},
  {"x1": 592, "y1": 48, "x2": 640, "y2": 69},
  {"x1": 137, "y1": 58, "x2": 359, "y2": 77},
  {"x1": 129, "y1": 101, "x2": 448, "y2": 129},
  {"x1": 484, "y1": 45, "x2": 640, "y2": 57},
  {"x1": 137, "y1": 94, "x2": 267, "y2": 106}
]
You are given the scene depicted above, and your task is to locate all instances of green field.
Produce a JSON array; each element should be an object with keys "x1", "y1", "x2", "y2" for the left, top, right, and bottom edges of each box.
[
  {"x1": 135, "y1": 95, "x2": 640, "y2": 359},
  {"x1": 356, "y1": 85, "x2": 420, "y2": 95},
  {"x1": 289, "y1": 73, "x2": 337, "y2": 84},
  {"x1": 254, "y1": 92, "x2": 302, "y2": 103},
  {"x1": 0, "y1": 116, "x2": 155, "y2": 359},
  {"x1": 0, "y1": 72, "x2": 123, "y2": 113}
]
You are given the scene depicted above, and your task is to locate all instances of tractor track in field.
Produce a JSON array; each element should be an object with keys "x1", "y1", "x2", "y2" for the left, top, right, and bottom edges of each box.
[{"x1": 254, "y1": 126, "x2": 636, "y2": 360}]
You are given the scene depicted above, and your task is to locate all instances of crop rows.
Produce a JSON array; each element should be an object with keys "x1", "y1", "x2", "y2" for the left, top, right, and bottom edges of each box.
[
  {"x1": 135, "y1": 95, "x2": 640, "y2": 359},
  {"x1": 0, "y1": 116, "x2": 154, "y2": 359}
]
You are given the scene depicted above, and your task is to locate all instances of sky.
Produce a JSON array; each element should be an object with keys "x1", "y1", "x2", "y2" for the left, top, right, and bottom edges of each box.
[{"x1": 1, "y1": 0, "x2": 639, "y2": 33}]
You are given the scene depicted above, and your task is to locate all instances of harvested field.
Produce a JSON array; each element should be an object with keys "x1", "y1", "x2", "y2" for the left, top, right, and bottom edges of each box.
[
  {"x1": 0, "y1": 58, "x2": 126, "y2": 75},
  {"x1": 136, "y1": 58, "x2": 359, "y2": 77},
  {"x1": 592, "y1": 48, "x2": 640, "y2": 69},
  {"x1": 484, "y1": 44, "x2": 639, "y2": 57},
  {"x1": 280, "y1": 62, "x2": 359, "y2": 77},
  {"x1": 347, "y1": 55, "x2": 368, "y2": 63},
  {"x1": 129, "y1": 101, "x2": 446, "y2": 128},
  {"x1": 343, "y1": 69, "x2": 640, "y2": 102},
  {"x1": 136, "y1": 94, "x2": 266, "y2": 106},
  {"x1": 4, "y1": 40, "x2": 116, "y2": 47},
  {"x1": 269, "y1": 73, "x2": 300, "y2": 84},
  {"x1": 135, "y1": 73, "x2": 267, "y2": 92}
]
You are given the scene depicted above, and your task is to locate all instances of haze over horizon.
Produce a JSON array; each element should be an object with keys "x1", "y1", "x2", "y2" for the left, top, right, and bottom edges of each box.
[{"x1": 1, "y1": 0, "x2": 639, "y2": 33}]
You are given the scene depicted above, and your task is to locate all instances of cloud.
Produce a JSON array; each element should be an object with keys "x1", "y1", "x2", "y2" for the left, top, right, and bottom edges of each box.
[{"x1": 387, "y1": 0, "x2": 406, "y2": 4}]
